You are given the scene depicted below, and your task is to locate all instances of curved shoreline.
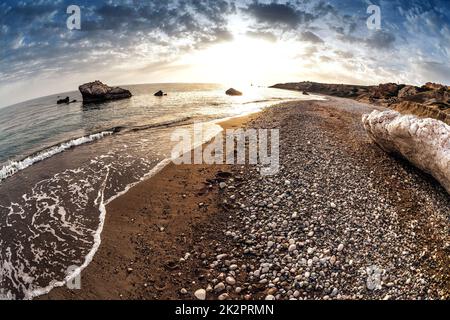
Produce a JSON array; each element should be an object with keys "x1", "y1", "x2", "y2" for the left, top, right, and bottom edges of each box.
[
  {"x1": 33, "y1": 107, "x2": 268, "y2": 299},
  {"x1": 40, "y1": 97, "x2": 450, "y2": 300}
]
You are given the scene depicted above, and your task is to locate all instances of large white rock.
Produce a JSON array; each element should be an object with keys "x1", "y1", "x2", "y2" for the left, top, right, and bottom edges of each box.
[{"x1": 362, "y1": 110, "x2": 450, "y2": 194}]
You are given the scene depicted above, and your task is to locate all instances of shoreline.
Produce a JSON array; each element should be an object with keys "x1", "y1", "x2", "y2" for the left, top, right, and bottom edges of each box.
[
  {"x1": 41, "y1": 97, "x2": 449, "y2": 300},
  {"x1": 40, "y1": 110, "x2": 262, "y2": 300}
]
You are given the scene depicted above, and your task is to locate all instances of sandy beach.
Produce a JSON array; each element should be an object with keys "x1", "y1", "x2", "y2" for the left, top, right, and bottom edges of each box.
[{"x1": 41, "y1": 97, "x2": 450, "y2": 300}]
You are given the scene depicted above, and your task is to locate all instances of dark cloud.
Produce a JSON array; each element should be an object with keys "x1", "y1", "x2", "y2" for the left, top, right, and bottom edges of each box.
[
  {"x1": 366, "y1": 31, "x2": 396, "y2": 49},
  {"x1": 334, "y1": 50, "x2": 354, "y2": 59},
  {"x1": 416, "y1": 61, "x2": 450, "y2": 84},
  {"x1": 244, "y1": 2, "x2": 314, "y2": 29},
  {"x1": 300, "y1": 31, "x2": 324, "y2": 44}
]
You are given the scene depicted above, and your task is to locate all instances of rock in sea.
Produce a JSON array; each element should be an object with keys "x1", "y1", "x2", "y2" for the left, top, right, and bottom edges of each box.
[
  {"x1": 226, "y1": 88, "x2": 243, "y2": 96},
  {"x1": 154, "y1": 90, "x2": 167, "y2": 97},
  {"x1": 79, "y1": 80, "x2": 132, "y2": 103},
  {"x1": 57, "y1": 97, "x2": 70, "y2": 104}
]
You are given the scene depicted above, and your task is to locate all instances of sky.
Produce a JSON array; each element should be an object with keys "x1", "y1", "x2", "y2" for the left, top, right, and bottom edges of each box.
[{"x1": 0, "y1": 0, "x2": 449, "y2": 108}]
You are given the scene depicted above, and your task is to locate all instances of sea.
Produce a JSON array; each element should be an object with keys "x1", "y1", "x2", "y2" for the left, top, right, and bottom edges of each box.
[{"x1": 0, "y1": 83, "x2": 319, "y2": 299}]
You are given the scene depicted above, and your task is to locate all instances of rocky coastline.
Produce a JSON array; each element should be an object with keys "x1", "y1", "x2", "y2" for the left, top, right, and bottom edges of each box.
[{"x1": 271, "y1": 81, "x2": 450, "y2": 125}]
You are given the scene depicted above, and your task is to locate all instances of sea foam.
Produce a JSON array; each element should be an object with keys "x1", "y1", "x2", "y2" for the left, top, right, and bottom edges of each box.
[{"x1": 0, "y1": 131, "x2": 113, "y2": 183}]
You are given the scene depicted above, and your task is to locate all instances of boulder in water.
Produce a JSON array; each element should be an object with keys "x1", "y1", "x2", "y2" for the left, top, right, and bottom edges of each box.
[
  {"x1": 154, "y1": 90, "x2": 167, "y2": 97},
  {"x1": 226, "y1": 88, "x2": 242, "y2": 96},
  {"x1": 57, "y1": 97, "x2": 70, "y2": 104},
  {"x1": 79, "y1": 81, "x2": 132, "y2": 103}
]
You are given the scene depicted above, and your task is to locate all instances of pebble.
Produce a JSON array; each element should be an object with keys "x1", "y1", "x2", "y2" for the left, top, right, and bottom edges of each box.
[
  {"x1": 194, "y1": 289, "x2": 206, "y2": 300},
  {"x1": 226, "y1": 276, "x2": 236, "y2": 286},
  {"x1": 218, "y1": 293, "x2": 229, "y2": 301},
  {"x1": 214, "y1": 282, "x2": 226, "y2": 292}
]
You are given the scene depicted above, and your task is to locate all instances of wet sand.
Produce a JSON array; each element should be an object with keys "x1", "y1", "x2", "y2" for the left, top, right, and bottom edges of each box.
[{"x1": 41, "y1": 113, "x2": 259, "y2": 300}]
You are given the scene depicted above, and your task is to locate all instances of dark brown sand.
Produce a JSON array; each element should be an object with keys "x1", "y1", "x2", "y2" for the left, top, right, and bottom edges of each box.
[{"x1": 40, "y1": 113, "x2": 258, "y2": 300}]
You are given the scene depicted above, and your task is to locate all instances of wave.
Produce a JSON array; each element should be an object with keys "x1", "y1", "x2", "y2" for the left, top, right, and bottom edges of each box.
[
  {"x1": 121, "y1": 116, "x2": 192, "y2": 133},
  {"x1": 243, "y1": 97, "x2": 297, "y2": 105},
  {"x1": 0, "y1": 117, "x2": 193, "y2": 184},
  {"x1": 24, "y1": 119, "x2": 221, "y2": 299},
  {"x1": 0, "y1": 132, "x2": 114, "y2": 183}
]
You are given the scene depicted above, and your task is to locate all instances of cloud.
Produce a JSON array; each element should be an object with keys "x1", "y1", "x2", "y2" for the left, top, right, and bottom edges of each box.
[
  {"x1": 243, "y1": 2, "x2": 314, "y2": 29},
  {"x1": 0, "y1": 0, "x2": 449, "y2": 107},
  {"x1": 300, "y1": 31, "x2": 324, "y2": 44},
  {"x1": 415, "y1": 61, "x2": 450, "y2": 84},
  {"x1": 246, "y1": 30, "x2": 277, "y2": 42},
  {"x1": 0, "y1": 0, "x2": 237, "y2": 88},
  {"x1": 334, "y1": 50, "x2": 354, "y2": 59},
  {"x1": 366, "y1": 30, "x2": 396, "y2": 49}
]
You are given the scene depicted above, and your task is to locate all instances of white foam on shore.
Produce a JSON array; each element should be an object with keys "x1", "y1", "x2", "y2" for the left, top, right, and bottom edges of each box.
[
  {"x1": 362, "y1": 110, "x2": 450, "y2": 194},
  {"x1": 25, "y1": 120, "x2": 226, "y2": 299},
  {"x1": 25, "y1": 157, "x2": 173, "y2": 299},
  {"x1": 0, "y1": 131, "x2": 114, "y2": 183}
]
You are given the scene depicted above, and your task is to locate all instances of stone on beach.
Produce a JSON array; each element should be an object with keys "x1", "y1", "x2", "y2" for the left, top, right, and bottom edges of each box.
[
  {"x1": 226, "y1": 276, "x2": 236, "y2": 286},
  {"x1": 362, "y1": 110, "x2": 450, "y2": 194},
  {"x1": 194, "y1": 289, "x2": 206, "y2": 300}
]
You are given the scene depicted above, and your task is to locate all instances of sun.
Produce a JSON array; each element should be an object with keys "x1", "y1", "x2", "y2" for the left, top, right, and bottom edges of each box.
[{"x1": 175, "y1": 35, "x2": 298, "y2": 87}]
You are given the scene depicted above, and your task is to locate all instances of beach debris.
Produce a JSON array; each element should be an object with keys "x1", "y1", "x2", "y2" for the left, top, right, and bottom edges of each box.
[
  {"x1": 225, "y1": 88, "x2": 243, "y2": 96},
  {"x1": 79, "y1": 80, "x2": 132, "y2": 103}
]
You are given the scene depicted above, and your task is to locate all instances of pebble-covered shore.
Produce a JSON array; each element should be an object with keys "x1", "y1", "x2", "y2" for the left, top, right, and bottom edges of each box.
[{"x1": 186, "y1": 98, "x2": 450, "y2": 300}]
